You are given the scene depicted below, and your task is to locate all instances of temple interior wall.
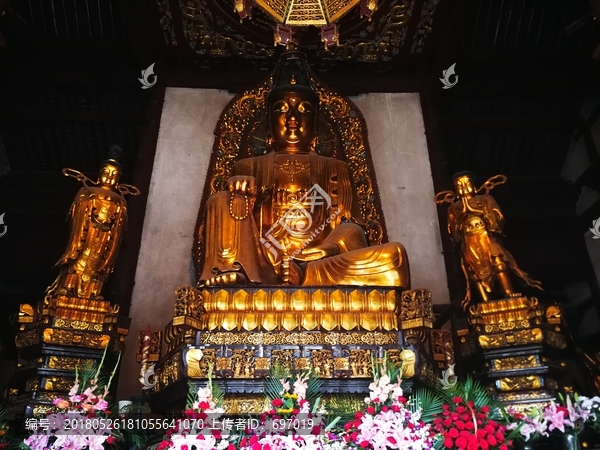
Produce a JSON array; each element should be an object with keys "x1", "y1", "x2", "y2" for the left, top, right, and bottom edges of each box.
[{"x1": 117, "y1": 88, "x2": 450, "y2": 399}]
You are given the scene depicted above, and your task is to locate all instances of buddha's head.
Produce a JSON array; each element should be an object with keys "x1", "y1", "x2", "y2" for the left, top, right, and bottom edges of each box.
[
  {"x1": 98, "y1": 159, "x2": 121, "y2": 188},
  {"x1": 267, "y1": 52, "x2": 318, "y2": 153},
  {"x1": 452, "y1": 172, "x2": 476, "y2": 198}
]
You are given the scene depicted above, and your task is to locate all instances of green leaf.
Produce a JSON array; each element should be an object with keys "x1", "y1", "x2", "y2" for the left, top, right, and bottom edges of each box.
[{"x1": 411, "y1": 387, "x2": 444, "y2": 423}]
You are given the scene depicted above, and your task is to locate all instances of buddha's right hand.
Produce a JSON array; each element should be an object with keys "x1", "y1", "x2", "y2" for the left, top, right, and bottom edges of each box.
[{"x1": 226, "y1": 176, "x2": 257, "y2": 197}]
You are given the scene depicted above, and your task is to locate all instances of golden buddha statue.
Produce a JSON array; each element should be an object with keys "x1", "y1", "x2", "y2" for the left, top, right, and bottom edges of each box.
[
  {"x1": 46, "y1": 160, "x2": 140, "y2": 299},
  {"x1": 435, "y1": 172, "x2": 542, "y2": 308},
  {"x1": 198, "y1": 52, "x2": 410, "y2": 289}
]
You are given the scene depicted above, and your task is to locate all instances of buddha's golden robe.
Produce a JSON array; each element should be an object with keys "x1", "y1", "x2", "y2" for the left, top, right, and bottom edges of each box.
[{"x1": 200, "y1": 151, "x2": 410, "y2": 288}]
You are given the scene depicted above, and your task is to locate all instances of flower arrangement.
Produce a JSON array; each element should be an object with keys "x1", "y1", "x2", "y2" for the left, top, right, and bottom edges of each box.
[
  {"x1": 236, "y1": 364, "x2": 331, "y2": 450},
  {"x1": 429, "y1": 377, "x2": 520, "y2": 450},
  {"x1": 157, "y1": 366, "x2": 238, "y2": 450},
  {"x1": 157, "y1": 354, "x2": 437, "y2": 450},
  {"x1": 21, "y1": 349, "x2": 144, "y2": 450},
  {"x1": 508, "y1": 394, "x2": 600, "y2": 443},
  {"x1": 338, "y1": 357, "x2": 435, "y2": 450}
]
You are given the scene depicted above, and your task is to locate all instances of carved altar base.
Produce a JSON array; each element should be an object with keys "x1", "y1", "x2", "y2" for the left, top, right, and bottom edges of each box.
[
  {"x1": 146, "y1": 286, "x2": 437, "y2": 414},
  {"x1": 457, "y1": 296, "x2": 567, "y2": 410},
  {"x1": 9, "y1": 294, "x2": 130, "y2": 415}
]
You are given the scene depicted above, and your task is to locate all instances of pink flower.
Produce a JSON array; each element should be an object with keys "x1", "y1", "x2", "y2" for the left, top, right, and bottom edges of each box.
[
  {"x1": 93, "y1": 399, "x2": 109, "y2": 411},
  {"x1": 544, "y1": 401, "x2": 572, "y2": 433}
]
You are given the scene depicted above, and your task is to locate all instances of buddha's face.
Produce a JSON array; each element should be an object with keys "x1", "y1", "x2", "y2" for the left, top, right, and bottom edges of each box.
[
  {"x1": 268, "y1": 91, "x2": 316, "y2": 152},
  {"x1": 98, "y1": 163, "x2": 121, "y2": 188},
  {"x1": 453, "y1": 175, "x2": 475, "y2": 197}
]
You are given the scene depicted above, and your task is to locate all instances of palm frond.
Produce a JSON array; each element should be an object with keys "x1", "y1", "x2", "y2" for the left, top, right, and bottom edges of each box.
[
  {"x1": 411, "y1": 387, "x2": 443, "y2": 423},
  {"x1": 264, "y1": 378, "x2": 286, "y2": 402},
  {"x1": 305, "y1": 370, "x2": 323, "y2": 406},
  {"x1": 212, "y1": 380, "x2": 225, "y2": 408},
  {"x1": 186, "y1": 382, "x2": 198, "y2": 409}
]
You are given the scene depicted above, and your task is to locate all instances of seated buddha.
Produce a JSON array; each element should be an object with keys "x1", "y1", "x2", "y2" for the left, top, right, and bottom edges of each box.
[{"x1": 198, "y1": 52, "x2": 410, "y2": 289}]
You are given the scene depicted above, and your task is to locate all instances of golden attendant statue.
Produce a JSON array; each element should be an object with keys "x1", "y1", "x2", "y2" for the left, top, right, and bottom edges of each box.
[
  {"x1": 435, "y1": 172, "x2": 542, "y2": 308},
  {"x1": 46, "y1": 160, "x2": 140, "y2": 299},
  {"x1": 199, "y1": 52, "x2": 410, "y2": 289}
]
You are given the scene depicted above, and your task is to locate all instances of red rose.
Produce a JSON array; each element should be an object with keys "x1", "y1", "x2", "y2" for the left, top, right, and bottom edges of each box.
[
  {"x1": 476, "y1": 429, "x2": 486, "y2": 438},
  {"x1": 272, "y1": 398, "x2": 284, "y2": 407},
  {"x1": 453, "y1": 396, "x2": 464, "y2": 404},
  {"x1": 479, "y1": 439, "x2": 489, "y2": 450},
  {"x1": 465, "y1": 421, "x2": 474, "y2": 430},
  {"x1": 449, "y1": 428, "x2": 459, "y2": 438},
  {"x1": 467, "y1": 443, "x2": 478, "y2": 450},
  {"x1": 444, "y1": 437, "x2": 454, "y2": 448},
  {"x1": 228, "y1": 445, "x2": 236, "y2": 450},
  {"x1": 455, "y1": 437, "x2": 468, "y2": 449},
  {"x1": 455, "y1": 420, "x2": 465, "y2": 430},
  {"x1": 360, "y1": 440, "x2": 370, "y2": 448},
  {"x1": 495, "y1": 431, "x2": 504, "y2": 442},
  {"x1": 392, "y1": 405, "x2": 400, "y2": 412},
  {"x1": 481, "y1": 406, "x2": 490, "y2": 413},
  {"x1": 443, "y1": 404, "x2": 451, "y2": 410},
  {"x1": 157, "y1": 441, "x2": 171, "y2": 450},
  {"x1": 199, "y1": 401, "x2": 210, "y2": 410},
  {"x1": 367, "y1": 406, "x2": 375, "y2": 414},
  {"x1": 443, "y1": 418, "x2": 453, "y2": 427},
  {"x1": 487, "y1": 435, "x2": 497, "y2": 446},
  {"x1": 487, "y1": 420, "x2": 498, "y2": 429},
  {"x1": 484, "y1": 425, "x2": 495, "y2": 435},
  {"x1": 456, "y1": 406, "x2": 466, "y2": 414},
  {"x1": 500, "y1": 445, "x2": 508, "y2": 450},
  {"x1": 461, "y1": 414, "x2": 471, "y2": 422}
]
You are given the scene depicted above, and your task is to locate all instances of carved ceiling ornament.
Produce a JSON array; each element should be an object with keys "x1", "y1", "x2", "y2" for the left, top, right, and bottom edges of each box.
[
  {"x1": 192, "y1": 71, "x2": 389, "y2": 281},
  {"x1": 155, "y1": 0, "x2": 441, "y2": 62}
]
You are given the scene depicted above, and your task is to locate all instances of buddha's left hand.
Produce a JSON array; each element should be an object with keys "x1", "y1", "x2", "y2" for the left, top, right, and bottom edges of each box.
[{"x1": 296, "y1": 243, "x2": 340, "y2": 261}]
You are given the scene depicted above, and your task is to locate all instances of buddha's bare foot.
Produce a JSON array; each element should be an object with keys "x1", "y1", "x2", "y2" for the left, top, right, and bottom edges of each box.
[{"x1": 202, "y1": 272, "x2": 247, "y2": 287}]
